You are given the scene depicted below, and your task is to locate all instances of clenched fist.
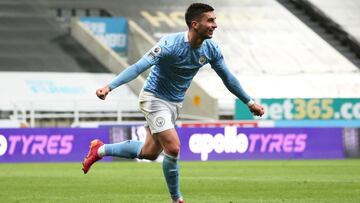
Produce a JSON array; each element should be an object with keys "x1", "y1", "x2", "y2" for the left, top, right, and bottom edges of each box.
[
  {"x1": 96, "y1": 86, "x2": 110, "y2": 100},
  {"x1": 248, "y1": 103, "x2": 265, "y2": 117}
]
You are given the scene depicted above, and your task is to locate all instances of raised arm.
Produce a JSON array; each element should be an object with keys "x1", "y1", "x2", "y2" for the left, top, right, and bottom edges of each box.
[
  {"x1": 108, "y1": 57, "x2": 152, "y2": 90},
  {"x1": 96, "y1": 57, "x2": 152, "y2": 100},
  {"x1": 96, "y1": 40, "x2": 167, "y2": 100}
]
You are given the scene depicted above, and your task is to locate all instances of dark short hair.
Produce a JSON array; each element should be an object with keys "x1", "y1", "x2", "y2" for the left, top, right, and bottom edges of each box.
[{"x1": 185, "y1": 3, "x2": 214, "y2": 28}]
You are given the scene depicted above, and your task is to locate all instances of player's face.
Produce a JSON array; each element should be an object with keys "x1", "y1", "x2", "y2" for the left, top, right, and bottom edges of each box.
[{"x1": 194, "y1": 11, "x2": 217, "y2": 39}]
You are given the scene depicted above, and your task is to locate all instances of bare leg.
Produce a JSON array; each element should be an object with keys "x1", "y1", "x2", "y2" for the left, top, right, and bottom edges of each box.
[
  {"x1": 156, "y1": 129, "x2": 180, "y2": 157},
  {"x1": 139, "y1": 127, "x2": 163, "y2": 160},
  {"x1": 156, "y1": 128, "x2": 182, "y2": 201}
]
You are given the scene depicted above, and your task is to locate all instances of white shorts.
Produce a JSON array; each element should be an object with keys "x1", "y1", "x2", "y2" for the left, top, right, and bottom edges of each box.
[{"x1": 138, "y1": 90, "x2": 182, "y2": 134}]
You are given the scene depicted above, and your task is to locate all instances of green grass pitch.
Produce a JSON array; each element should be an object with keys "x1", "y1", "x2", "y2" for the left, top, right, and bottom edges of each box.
[{"x1": 0, "y1": 160, "x2": 359, "y2": 203}]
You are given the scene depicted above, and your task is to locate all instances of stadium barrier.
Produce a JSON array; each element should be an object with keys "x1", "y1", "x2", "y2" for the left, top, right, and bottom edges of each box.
[{"x1": 1, "y1": 126, "x2": 358, "y2": 162}]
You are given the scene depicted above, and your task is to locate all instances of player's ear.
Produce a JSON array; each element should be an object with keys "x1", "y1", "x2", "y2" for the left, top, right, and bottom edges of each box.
[{"x1": 191, "y1": 20, "x2": 198, "y2": 29}]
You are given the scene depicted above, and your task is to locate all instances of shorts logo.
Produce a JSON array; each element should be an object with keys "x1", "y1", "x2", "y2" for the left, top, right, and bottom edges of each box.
[
  {"x1": 199, "y1": 56, "x2": 206, "y2": 65},
  {"x1": 155, "y1": 116, "x2": 165, "y2": 128}
]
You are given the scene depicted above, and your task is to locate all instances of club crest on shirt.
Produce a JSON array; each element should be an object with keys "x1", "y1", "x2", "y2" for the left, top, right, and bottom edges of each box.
[
  {"x1": 199, "y1": 56, "x2": 206, "y2": 65},
  {"x1": 155, "y1": 116, "x2": 165, "y2": 127}
]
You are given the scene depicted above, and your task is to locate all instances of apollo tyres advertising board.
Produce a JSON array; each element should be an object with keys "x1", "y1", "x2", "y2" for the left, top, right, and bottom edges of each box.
[
  {"x1": 0, "y1": 128, "x2": 110, "y2": 162},
  {"x1": 177, "y1": 127, "x2": 344, "y2": 161}
]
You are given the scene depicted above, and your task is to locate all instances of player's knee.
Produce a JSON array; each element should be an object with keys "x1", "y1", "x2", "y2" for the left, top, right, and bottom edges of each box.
[{"x1": 166, "y1": 145, "x2": 180, "y2": 157}]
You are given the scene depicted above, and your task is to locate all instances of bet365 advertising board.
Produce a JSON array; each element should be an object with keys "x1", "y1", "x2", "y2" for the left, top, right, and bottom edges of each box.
[{"x1": 235, "y1": 98, "x2": 360, "y2": 127}]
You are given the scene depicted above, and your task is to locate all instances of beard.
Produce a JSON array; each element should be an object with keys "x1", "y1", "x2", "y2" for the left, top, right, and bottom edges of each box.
[{"x1": 195, "y1": 27, "x2": 213, "y2": 39}]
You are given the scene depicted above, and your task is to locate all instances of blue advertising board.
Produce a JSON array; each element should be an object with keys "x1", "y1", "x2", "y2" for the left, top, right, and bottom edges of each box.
[{"x1": 80, "y1": 17, "x2": 128, "y2": 54}]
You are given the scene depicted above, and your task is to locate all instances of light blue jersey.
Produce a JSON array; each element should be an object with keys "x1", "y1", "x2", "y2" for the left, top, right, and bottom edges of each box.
[{"x1": 109, "y1": 31, "x2": 251, "y2": 104}]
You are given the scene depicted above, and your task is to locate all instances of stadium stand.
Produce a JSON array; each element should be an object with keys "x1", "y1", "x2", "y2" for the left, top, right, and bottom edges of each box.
[
  {"x1": 0, "y1": 0, "x2": 108, "y2": 72},
  {"x1": 278, "y1": 0, "x2": 360, "y2": 68},
  {"x1": 0, "y1": 0, "x2": 139, "y2": 127},
  {"x1": 306, "y1": 0, "x2": 360, "y2": 43}
]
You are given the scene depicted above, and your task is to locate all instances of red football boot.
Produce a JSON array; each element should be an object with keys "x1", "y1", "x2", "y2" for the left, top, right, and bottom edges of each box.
[
  {"x1": 172, "y1": 197, "x2": 185, "y2": 203},
  {"x1": 82, "y1": 139, "x2": 104, "y2": 174}
]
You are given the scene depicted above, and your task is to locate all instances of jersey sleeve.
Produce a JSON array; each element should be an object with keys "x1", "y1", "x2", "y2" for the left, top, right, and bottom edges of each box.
[
  {"x1": 108, "y1": 57, "x2": 152, "y2": 90},
  {"x1": 142, "y1": 39, "x2": 169, "y2": 65},
  {"x1": 108, "y1": 38, "x2": 169, "y2": 91},
  {"x1": 210, "y1": 44, "x2": 252, "y2": 104}
]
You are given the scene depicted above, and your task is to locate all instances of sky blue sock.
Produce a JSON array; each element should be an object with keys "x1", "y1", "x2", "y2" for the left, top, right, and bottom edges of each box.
[
  {"x1": 104, "y1": 140, "x2": 144, "y2": 159},
  {"x1": 163, "y1": 153, "x2": 181, "y2": 201}
]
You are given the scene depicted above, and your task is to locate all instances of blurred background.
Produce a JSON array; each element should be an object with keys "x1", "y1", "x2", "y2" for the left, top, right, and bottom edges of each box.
[{"x1": 0, "y1": 0, "x2": 360, "y2": 162}]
